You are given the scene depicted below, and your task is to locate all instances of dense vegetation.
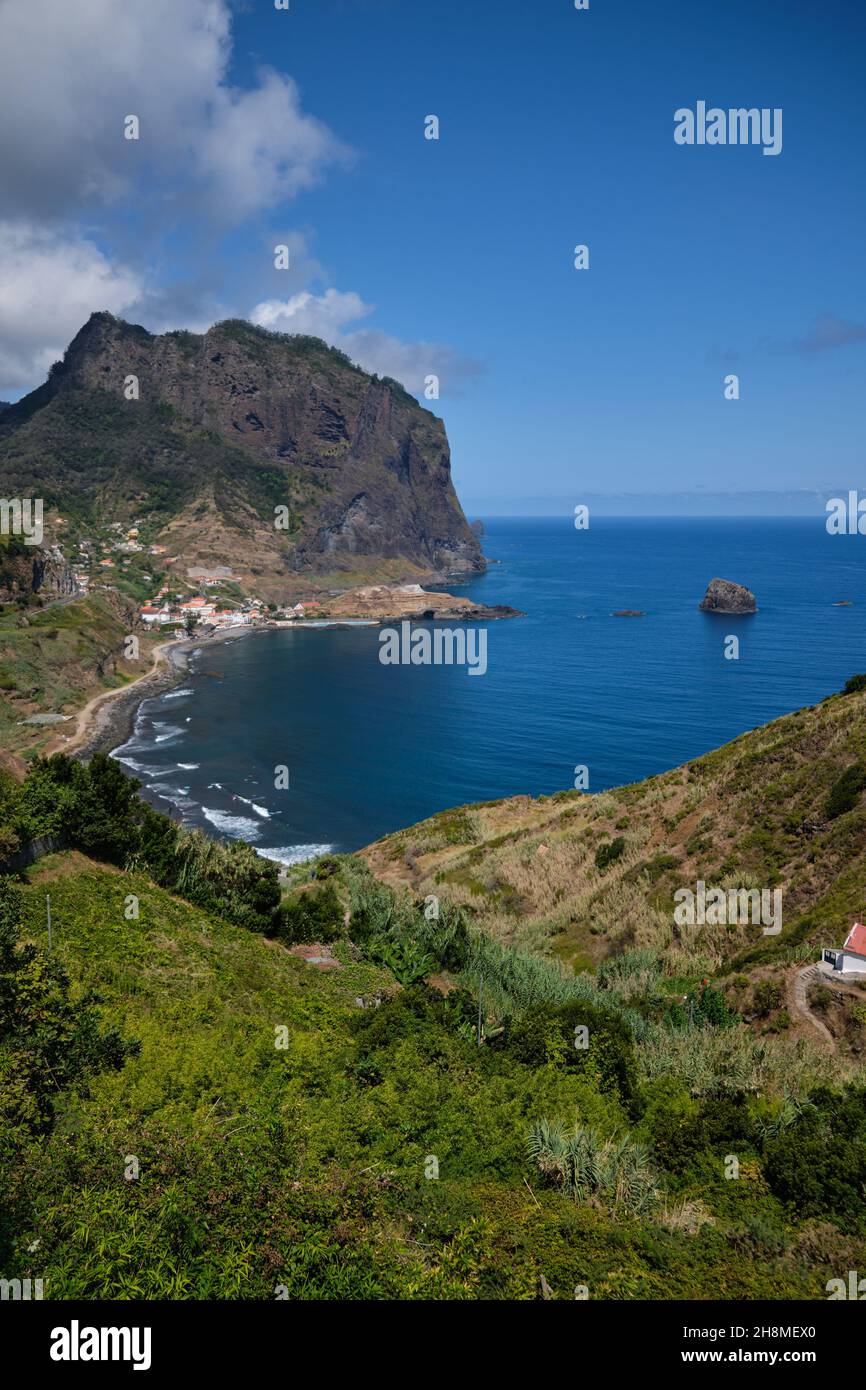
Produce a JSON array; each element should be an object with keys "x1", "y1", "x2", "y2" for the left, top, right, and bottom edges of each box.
[
  {"x1": 0, "y1": 878, "x2": 138, "y2": 1145},
  {"x1": 2, "y1": 851, "x2": 864, "y2": 1300},
  {"x1": 1, "y1": 754, "x2": 282, "y2": 933},
  {"x1": 3, "y1": 683, "x2": 866, "y2": 1298}
]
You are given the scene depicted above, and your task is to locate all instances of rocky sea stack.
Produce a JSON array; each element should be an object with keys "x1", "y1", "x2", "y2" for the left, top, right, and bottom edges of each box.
[{"x1": 699, "y1": 577, "x2": 757, "y2": 614}]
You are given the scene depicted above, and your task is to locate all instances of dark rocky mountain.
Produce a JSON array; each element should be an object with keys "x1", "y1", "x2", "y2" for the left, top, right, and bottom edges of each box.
[
  {"x1": 0, "y1": 402, "x2": 10, "y2": 415},
  {"x1": 0, "y1": 313, "x2": 484, "y2": 599}
]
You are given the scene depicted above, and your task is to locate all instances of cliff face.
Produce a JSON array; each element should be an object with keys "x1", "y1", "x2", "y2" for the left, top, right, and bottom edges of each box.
[
  {"x1": 0, "y1": 542, "x2": 78, "y2": 604},
  {"x1": 32, "y1": 550, "x2": 79, "y2": 599},
  {"x1": 0, "y1": 314, "x2": 483, "y2": 597}
]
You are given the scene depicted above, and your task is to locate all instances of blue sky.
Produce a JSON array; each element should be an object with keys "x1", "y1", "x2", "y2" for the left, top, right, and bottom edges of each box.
[{"x1": 1, "y1": 0, "x2": 864, "y2": 512}]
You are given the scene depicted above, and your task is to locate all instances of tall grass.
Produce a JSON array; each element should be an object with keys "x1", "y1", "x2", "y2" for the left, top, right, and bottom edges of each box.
[
  {"x1": 638, "y1": 1020, "x2": 829, "y2": 1099},
  {"x1": 459, "y1": 929, "x2": 651, "y2": 1038}
]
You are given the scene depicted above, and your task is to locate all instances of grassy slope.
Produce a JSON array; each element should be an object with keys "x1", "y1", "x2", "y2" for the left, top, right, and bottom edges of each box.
[
  {"x1": 363, "y1": 685, "x2": 866, "y2": 986},
  {"x1": 0, "y1": 591, "x2": 159, "y2": 757},
  {"x1": 5, "y1": 852, "x2": 854, "y2": 1300}
]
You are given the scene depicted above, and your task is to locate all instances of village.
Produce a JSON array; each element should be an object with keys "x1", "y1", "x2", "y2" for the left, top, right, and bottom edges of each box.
[
  {"x1": 136, "y1": 589, "x2": 309, "y2": 635},
  {"x1": 58, "y1": 517, "x2": 319, "y2": 634},
  {"x1": 50, "y1": 516, "x2": 517, "y2": 637}
]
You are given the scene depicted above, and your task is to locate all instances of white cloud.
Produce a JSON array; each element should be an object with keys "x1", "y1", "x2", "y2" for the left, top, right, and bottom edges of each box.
[
  {"x1": 251, "y1": 289, "x2": 373, "y2": 338},
  {"x1": 250, "y1": 290, "x2": 483, "y2": 397},
  {"x1": 0, "y1": 0, "x2": 345, "y2": 222},
  {"x1": 0, "y1": 225, "x2": 143, "y2": 395},
  {"x1": 0, "y1": 1, "x2": 477, "y2": 403}
]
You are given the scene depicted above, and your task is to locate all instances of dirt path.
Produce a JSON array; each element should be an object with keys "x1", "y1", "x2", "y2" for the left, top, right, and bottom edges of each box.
[
  {"x1": 788, "y1": 964, "x2": 836, "y2": 1051},
  {"x1": 47, "y1": 637, "x2": 187, "y2": 756},
  {"x1": 787, "y1": 962, "x2": 866, "y2": 1052}
]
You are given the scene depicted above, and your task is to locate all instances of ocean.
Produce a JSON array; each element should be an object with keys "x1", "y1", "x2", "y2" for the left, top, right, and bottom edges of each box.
[{"x1": 112, "y1": 516, "x2": 866, "y2": 863}]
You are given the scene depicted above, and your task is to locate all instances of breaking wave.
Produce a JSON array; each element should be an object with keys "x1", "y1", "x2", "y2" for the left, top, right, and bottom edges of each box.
[
  {"x1": 202, "y1": 807, "x2": 262, "y2": 841},
  {"x1": 256, "y1": 844, "x2": 334, "y2": 866}
]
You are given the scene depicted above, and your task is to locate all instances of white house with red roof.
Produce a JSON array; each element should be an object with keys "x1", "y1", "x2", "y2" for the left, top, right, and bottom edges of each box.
[
  {"x1": 823, "y1": 922, "x2": 866, "y2": 976},
  {"x1": 179, "y1": 597, "x2": 216, "y2": 619},
  {"x1": 139, "y1": 605, "x2": 172, "y2": 625}
]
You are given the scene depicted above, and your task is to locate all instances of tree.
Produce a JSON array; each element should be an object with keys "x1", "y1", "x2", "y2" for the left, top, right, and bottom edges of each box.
[
  {"x1": 278, "y1": 881, "x2": 344, "y2": 945},
  {"x1": 69, "y1": 753, "x2": 143, "y2": 864},
  {"x1": 508, "y1": 998, "x2": 639, "y2": 1106}
]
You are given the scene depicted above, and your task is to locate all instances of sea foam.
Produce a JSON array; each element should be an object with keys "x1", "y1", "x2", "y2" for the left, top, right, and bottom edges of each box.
[{"x1": 256, "y1": 844, "x2": 334, "y2": 866}]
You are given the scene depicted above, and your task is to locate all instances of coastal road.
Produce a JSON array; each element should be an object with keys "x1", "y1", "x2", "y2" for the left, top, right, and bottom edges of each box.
[{"x1": 47, "y1": 636, "x2": 188, "y2": 757}]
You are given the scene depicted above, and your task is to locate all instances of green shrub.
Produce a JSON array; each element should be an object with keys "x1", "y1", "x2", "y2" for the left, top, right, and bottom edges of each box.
[
  {"x1": 507, "y1": 998, "x2": 639, "y2": 1105},
  {"x1": 825, "y1": 762, "x2": 866, "y2": 820},
  {"x1": 636, "y1": 1081, "x2": 753, "y2": 1176},
  {"x1": 762, "y1": 1087, "x2": 866, "y2": 1228},
  {"x1": 278, "y1": 881, "x2": 344, "y2": 945},
  {"x1": 367, "y1": 933, "x2": 435, "y2": 987},
  {"x1": 752, "y1": 980, "x2": 783, "y2": 1017},
  {"x1": 595, "y1": 836, "x2": 626, "y2": 872},
  {"x1": 314, "y1": 857, "x2": 340, "y2": 880},
  {"x1": 0, "y1": 879, "x2": 138, "y2": 1140},
  {"x1": 13, "y1": 757, "x2": 78, "y2": 839}
]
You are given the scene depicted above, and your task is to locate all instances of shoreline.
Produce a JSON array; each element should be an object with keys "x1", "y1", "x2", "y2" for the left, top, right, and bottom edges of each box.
[
  {"x1": 51, "y1": 623, "x2": 261, "y2": 761},
  {"x1": 54, "y1": 592, "x2": 522, "y2": 761},
  {"x1": 57, "y1": 617, "x2": 386, "y2": 762}
]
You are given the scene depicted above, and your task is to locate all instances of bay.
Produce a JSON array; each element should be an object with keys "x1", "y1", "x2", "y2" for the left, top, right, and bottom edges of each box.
[{"x1": 113, "y1": 516, "x2": 866, "y2": 862}]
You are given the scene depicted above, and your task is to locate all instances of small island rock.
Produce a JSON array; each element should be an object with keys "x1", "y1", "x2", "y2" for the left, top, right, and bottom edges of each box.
[{"x1": 699, "y1": 578, "x2": 757, "y2": 614}]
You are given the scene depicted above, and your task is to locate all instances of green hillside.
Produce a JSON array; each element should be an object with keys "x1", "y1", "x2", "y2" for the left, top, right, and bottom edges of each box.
[
  {"x1": 0, "y1": 847, "x2": 861, "y2": 1300},
  {"x1": 0, "y1": 589, "x2": 160, "y2": 758}
]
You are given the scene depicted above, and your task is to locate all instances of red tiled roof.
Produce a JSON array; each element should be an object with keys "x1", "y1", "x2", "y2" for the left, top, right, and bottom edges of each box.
[{"x1": 843, "y1": 922, "x2": 866, "y2": 956}]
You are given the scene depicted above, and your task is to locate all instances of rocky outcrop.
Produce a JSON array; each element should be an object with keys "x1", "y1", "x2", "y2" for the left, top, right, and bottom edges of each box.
[
  {"x1": 699, "y1": 578, "x2": 757, "y2": 614},
  {"x1": 310, "y1": 583, "x2": 520, "y2": 622},
  {"x1": 0, "y1": 313, "x2": 484, "y2": 598},
  {"x1": 32, "y1": 550, "x2": 79, "y2": 598},
  {"x1": 0, "y1": 543, "x2": 79, "y2": 604}
]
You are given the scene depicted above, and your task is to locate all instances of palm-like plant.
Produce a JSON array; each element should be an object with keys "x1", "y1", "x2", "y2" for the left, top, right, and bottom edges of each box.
[{"x1": 527, "y1": 1119, "x2": 660, "y2": 1217}]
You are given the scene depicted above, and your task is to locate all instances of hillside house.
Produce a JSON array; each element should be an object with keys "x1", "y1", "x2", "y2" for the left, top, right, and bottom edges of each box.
[
  {"x1": 823, "y1": 922, "x2": 866, "y2": 976},
  {"x1": 139, "y1": 606, "x2": 172, "y2": 625},
  {"x1": 179, "y1": 598, "x2": 216, "y2": 620}
]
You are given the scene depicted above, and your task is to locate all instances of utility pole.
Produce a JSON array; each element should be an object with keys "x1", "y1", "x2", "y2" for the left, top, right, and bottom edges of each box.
[
  {"x1": 46, "y1": 894, "x2": 52, "y2": 951},
  {"x1": 477, "y1": 972, "x2": 483, "y2": 1046}
]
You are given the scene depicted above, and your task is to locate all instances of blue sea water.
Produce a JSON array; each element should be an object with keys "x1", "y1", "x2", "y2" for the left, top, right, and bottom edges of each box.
[{"x1": 113, "y1": 517, "x2": 866, "y2": 862}]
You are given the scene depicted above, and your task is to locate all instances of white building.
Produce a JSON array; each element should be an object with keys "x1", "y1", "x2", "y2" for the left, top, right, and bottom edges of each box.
[
  {"x1": 214, "y1": 611, "x2": 251, "y2": 627},
  {"x1": 179, "y1": 599, "x2": 216, "y2": 620},
  {"x1": 823, "y1": 922, "x2": 866, "y2": 976}
]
